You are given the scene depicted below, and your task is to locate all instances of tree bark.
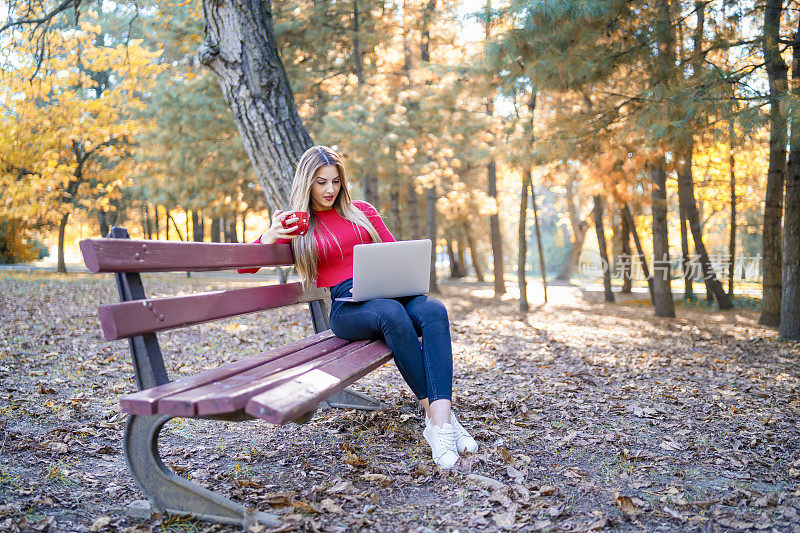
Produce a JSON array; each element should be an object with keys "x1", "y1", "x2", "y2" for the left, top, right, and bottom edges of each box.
[
  {"x1": 488, "y1": 159, "x2": 505, "y2": 296},
  {"x1": 390, "y1": 186, "x2": 402, "y2": 240},
  {"x1": 456, "y1": 230, "x2": 467, "y2": 277},
  {"x1": 153, "y1": 205, "x2": 160, "y2": 239},
  {"x1": 530, "y1": 169, "x2": 547, "y2": 304},
  {"x1": 781, "y1": 17, "x2": 800, "y2": 340},
  {"x1": 363, "y1": 175, "x2": 379, "y2": 208},
  {"x1": 761, "y1": 0, "x2": 788, "y2": 326},
  {"x1": 677, "y1": 151, "x2": 733, "y2": 308},
  {"x1": 623, "y1": 204, "x2": 654, "y2": 303},
  {"x1": 465, "y1": 220, "x2": 485, "y2": 282},
  {"x1": 447, "y1": 237, "x2": 459, "y2": 278},
  {"x1": 620, "y1": 205, "x2": 632, "y2": 293},
  {"x1": 210, "y1": 217, "x2": 221, "y2": 242},
  {"x1": 593, "y1": 195, "x2": 614, "y2": 303},
  {"x1": 679, "y1": 204, "x2": 694, "y2": 299},
  {"x1": 198, "y1": 0, "x2": 314, "y2": 210},
  {"x1": 141, "y1": 206, "x2": 149, "y2": 239},
  {"x1": 57, "y1": 212, "x2": 69, "y2": 274},
  {"x1": 97, "y1": 209, "x2": 110, "y2": 238},
  {"x1": 518, "y1": 171, "x2": 529, "y2": 312},
  {"x1": 728, "y1": 122, "x2": 737, "y2": 297},
  {"x1": 650, "y1": 162, "x2": 675, "y2": 317},
  {"x1": 556, "y1": 174, "x2": 590, "y2": 281},
  {"x1": 407, "y1": 182, "x2": 421, "y2": 239},
  {"x1": 192, "y1": 211, "x2": 204, "y2": 242},
  {"x1": 426, "y1": 186, "x2": 439, "y2": 293}
]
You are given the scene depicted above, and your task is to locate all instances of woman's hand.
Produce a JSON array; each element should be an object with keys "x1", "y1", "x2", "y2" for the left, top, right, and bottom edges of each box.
[{"x1": 258, "y1": 210, "x2": 301, "y2": 244}]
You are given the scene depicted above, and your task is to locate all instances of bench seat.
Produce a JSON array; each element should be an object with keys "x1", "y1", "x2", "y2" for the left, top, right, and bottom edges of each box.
[{"x1": 120, "y1": 330, "x2": 392, "y2": 424}]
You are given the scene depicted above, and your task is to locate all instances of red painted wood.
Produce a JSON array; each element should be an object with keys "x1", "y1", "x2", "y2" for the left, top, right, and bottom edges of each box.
[
  {"x1": 119, "y1": 330, "x2": 335, "y2": 415},
  {"x1": 80, "y1": 239, "x2": 294, "y2": 273},
  {"x1": 246, "y1": 341, "x2": 392, "y2": 424},
  {"x1": 99, "y1": 283, "x2": 308, "y2": 340},
  {"x1": 157, "y1": 337, "x2": 365, "y2": 416}
]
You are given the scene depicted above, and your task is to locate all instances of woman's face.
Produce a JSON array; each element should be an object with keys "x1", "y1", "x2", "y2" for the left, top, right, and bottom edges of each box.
[{"x1": 309, "y1": 164, "x2": 341, "y2": 211}]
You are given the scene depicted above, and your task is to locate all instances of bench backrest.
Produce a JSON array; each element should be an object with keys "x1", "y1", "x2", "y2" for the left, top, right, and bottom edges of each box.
[{"x1": 80, "y1": 227, "x2": 330, "y2": 391}]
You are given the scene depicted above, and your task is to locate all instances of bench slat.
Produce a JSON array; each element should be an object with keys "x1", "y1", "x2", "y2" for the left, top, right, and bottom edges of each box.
[
  {"x1": 158, "y1": 337, "x2": 361, "y2": 416},
  {"x1": 120, "y1": 330, "x2": 336, "y2": 415},
  {"x1": 80, "y1": 239, "x2": 294, "y2": 273},
  {"x1": 98, "y1": 283, "x2": 329, "y2": 340},
  {"x1": 246, "y1": 342, "x2": 392, "y2": 424}
]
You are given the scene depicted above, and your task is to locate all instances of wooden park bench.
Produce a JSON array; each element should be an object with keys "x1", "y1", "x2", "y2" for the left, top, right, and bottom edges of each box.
[{"x1": 79, "y1": 227, "x2": 393, "y2": 528}]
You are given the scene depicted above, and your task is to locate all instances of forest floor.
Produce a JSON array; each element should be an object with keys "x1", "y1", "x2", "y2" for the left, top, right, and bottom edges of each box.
[{"x1": 1, "y1": 271, "x2": 799, "y2": 533}]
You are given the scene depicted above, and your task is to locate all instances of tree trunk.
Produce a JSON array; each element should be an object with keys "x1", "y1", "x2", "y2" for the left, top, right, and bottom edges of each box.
[
  {"x1": 198, "y1": 0, "x2": 314, "y2": 210},
  {"x1": 210, "y1": 217, "x2": 221, "y2": 243},
  {"x1": 407, "y1": 182, "x2": 421, "y2": 239},
  {"x1": 97, "y1": 209, "x2": 110, "y2": 238},
  {"x1": 192, "y1": 211, "x2": 204, "y2": 242},
  {"x1": 165, "y1": 206, "x2": 171, "y2": 241},
  {"x1": 426, "y1": 186, "x2": 439, "y2": 293},
  {"x1": 241, "y1": 209, "x2": 247, "y2": 242},
  {"x1": 488, "y1": 160, "x2": 506, "y2": 296},
  {"x1": 465, "y1": 220, "x2": 485, "y2": 282},
  {"x1": 556, "y1": 174, "x2": 590, "y2": 281},
  {"x1": 679, "y1": 204, "x2": 694, "y2": 299},
  {"x1": 141, "y1": 206, "x2": 149, "y2": 239},
  {"x1": 57, "y1": 212, "x2": 69, "y2": 274},
  {"x1": 761, "y1": 0, "x2": 788, "y2": 326},
  {"x1": 518, "y1": 172, "x2": 529, "y2": 312},
  {"x1": 390, "y1": 186, "x2": 402, "y2": 240},
  {"x1": 781, "y1": 17, "x2": 800, "y2": 340},
  {"x1": 593, "y1": 195, "x2": 614, "y2": 303},
  {"x1": 446, "y1": 237, "x2": 459, "y2": 278},
  {"x1": 728, "y1": 122, "x2": 737, "y2": 297},
  {"x1": 530, "y1": 169, "x2": 547, "y2": 304},
  {"x1": 677, "y1": 150, "x2": 733, "y2": 308},
  {"x1": 363, "y1": 175, "x2": 379, "y2": 208},
  {"x1": 620, "y1": 205, "x2": 632, "y2": 293},
  {"x1": 456, "y1": 230, "x2": 467, "y2": 277},
  {"x1": 153, "y1": 205, "x2": 160, "y2": 239},
  {"x1": 228, "y1": 213, "x2": 239, "y2": 242},
  {"x1": 650, "y1": 162, "x2": 675, "y2": 317},
  {"x1": 623, "y1": 204, "x2": 655, "y2": 303}
]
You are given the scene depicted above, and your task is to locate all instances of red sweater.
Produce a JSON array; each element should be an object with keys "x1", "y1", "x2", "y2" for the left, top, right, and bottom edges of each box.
[{"x1": 238, "y1": 201, "x2": 395, "y2": 287}]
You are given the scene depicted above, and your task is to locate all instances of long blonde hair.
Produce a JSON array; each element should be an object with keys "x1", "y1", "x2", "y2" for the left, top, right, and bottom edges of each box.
[{"x1": 290, "y1": 145, "x2": 383, "y2": 287}]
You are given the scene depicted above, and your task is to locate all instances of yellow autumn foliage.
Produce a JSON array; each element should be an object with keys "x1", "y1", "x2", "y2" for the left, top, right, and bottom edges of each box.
[{"x1": 0, "y1": 17, "x2": 164, "y2": 227}]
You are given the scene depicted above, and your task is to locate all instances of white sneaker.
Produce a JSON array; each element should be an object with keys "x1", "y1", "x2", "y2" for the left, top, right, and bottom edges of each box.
[
  {"x1": 450, "y1": 412, "x2": 478, "y2": 454},
  {"x1": 422, "y1": 421, "x2": 459, "y2": 469},
  {"x1": 426, "y1": 413, "x2": 479, "y2": 455}
]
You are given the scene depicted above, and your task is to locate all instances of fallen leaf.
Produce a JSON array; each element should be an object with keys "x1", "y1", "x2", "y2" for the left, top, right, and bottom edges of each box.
[
  {"x1": 613, "y1": 491, "x2": 643, "y2": 520},
  {"x1": 90, "y1": 516, "x2": 112, "y2": 532},
  {"x1": 319, "y1": 498, "x2": 344, "y2": 514},
  {"x1": 361, "y1": 473, "x2": 393, "y2": 486}
]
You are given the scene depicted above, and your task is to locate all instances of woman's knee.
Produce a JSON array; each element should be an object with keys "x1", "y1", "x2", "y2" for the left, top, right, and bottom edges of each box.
[
  {"x1": 413, "y1": 296, "x2": 449, "y2": 323},
  {"x1": 378, "y1": 299, "x2": 414, "y2": 331}
]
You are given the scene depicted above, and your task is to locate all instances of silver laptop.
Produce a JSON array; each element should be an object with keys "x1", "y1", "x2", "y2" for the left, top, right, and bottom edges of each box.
[{"x1": 334, "y1": 239, "x2": 432, "y2": 302}]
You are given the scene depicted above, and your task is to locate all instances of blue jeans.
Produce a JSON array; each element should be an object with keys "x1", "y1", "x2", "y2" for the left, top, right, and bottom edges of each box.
[{"x1": 328, "y1": 278, "x2": 453, "y2": 402}]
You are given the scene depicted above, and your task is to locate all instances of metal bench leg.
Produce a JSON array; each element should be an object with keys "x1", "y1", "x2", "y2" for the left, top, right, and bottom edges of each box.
[
  {"x1": 124, "y1": 414, "x2": 279, "y2": 528},
  {"x1": 321, "y1": 388, "x2": 384, "y2": 411}
]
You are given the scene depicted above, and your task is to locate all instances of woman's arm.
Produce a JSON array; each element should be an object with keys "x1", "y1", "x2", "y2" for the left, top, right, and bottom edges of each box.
[
  {"x1": 237, "y1": 211, "x2": 298, "y2": 274},
  {"x1": 354, "y1": 201, "x2": 396, "y2": 242}
]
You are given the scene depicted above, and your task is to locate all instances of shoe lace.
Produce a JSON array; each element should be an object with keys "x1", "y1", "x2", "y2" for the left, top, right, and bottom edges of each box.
[{"x1": 437, "y1": 425, "x2": 456, "y2": 451}]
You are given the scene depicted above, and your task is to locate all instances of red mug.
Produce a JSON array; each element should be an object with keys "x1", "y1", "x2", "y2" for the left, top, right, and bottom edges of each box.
[{"x1": 280, "y1": 211, "x2": 310, "y2": 236}]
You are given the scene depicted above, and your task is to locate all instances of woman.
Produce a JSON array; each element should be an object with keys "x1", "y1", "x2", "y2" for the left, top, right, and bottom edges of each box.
[{"x1": 249, "y1": 145, "x2": 476, "y2": 468}]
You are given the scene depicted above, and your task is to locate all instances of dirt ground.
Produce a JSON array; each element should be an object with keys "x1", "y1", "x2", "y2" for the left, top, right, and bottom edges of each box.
[{"x1": 1, "y1": 271, "x2": 799, "y2": 532}]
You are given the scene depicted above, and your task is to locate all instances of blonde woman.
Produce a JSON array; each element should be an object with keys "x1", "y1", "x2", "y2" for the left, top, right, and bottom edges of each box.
[{"x1": 243, "y1": 145, "x2": 477, "y2": 468}]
